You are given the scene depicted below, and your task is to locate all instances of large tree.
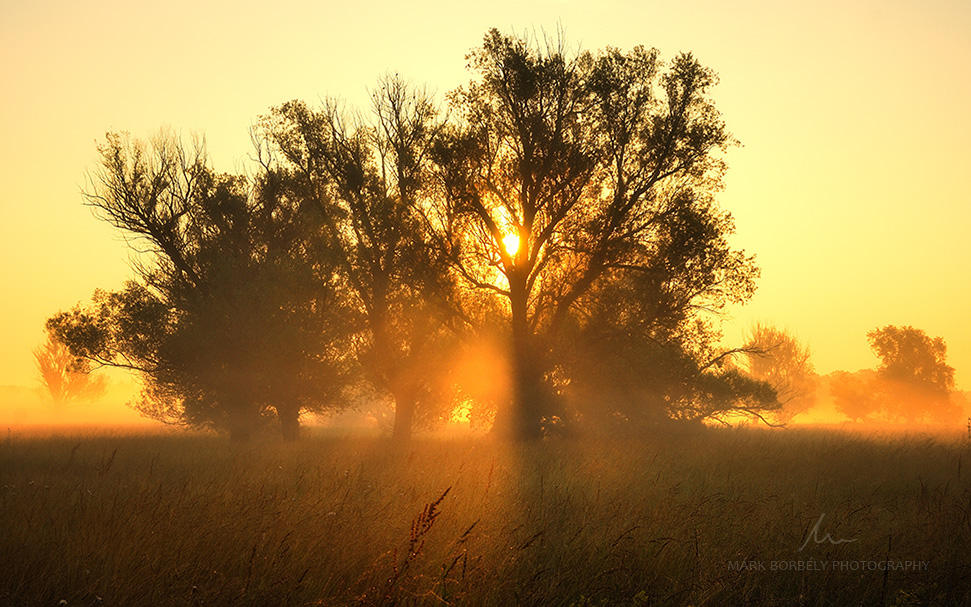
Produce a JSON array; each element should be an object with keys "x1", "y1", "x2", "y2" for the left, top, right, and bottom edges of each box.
[
  {"x1": 259, "y1": 76, "x2": 461, "y2": 441},
  {"x1": 48, "y1": 133, "x2": 350, "y2": 440},
  {"x1": 429, "y1": 30, "x2": 760, "y2": 437},
  {"x1": 48, "y1": 31, "x2": 772, "y2": 440}
]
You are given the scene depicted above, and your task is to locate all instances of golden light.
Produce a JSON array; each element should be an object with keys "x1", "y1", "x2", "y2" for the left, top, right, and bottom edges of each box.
[
  {"x1": 447, "y1": 400, "x2": 473, "y2": 425},
  {"x1": 502, "y1": 232, "x2": 520, "y2": 257}
]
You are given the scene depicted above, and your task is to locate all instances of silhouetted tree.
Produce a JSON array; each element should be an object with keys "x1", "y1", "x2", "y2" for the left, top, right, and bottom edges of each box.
[
  {"x1": 743, "y1": 324, "x2": 817, "y2": 423},
  {"x1": 50, "y1": 30, "x2": 772, "y2": 440},
  {"x1": 868, "y1": 325, "x2": 954, "y2": 395},
  {"x1": 33, "y1": 330, "x2": 106, "y2": 403},
  {"x1": 259, "y1": 76, "x2": 461, "y2": 441},
  {"x1": 829, "y1": 326, "x2": 959, "y2": 423},
  {"x1": 867, "y1": 325, "x2": 959, "y2": 422},
  {"x1": 48, "y1": 133, "x2": 351, "y2": 440},
  {"x1": 430, "y1": 30, "x2": 759, "y2": 437}
]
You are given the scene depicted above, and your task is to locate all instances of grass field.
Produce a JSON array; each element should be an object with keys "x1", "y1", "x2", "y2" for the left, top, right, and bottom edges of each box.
[{"x1": 1, "y1": 426, "x2": 970, "y2": 606}]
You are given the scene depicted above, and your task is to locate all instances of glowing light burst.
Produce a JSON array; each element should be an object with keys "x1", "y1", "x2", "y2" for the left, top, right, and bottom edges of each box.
[
  {"x1": 502, "y1": 232, "x2": 520, "y2": 257},
  {"x1": 448, "y1": 400, "x2": 473, "y2": 425}
]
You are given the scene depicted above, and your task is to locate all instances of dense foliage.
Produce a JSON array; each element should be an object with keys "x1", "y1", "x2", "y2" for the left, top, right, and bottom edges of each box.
[{"x1": 49, "y1": 30, "x2": 780, "y2": 439}]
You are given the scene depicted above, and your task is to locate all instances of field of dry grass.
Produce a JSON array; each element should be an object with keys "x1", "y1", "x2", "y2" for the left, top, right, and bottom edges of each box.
[{"x1": 1, "y1": 426, "x2": 970, "y2": 606}]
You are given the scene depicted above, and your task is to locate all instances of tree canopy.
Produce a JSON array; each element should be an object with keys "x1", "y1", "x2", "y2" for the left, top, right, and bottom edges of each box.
[
  {"x1": 867, "y1": 325, "x2": 954, "y2": 396},
  {"x1": 48, "y1": 134, "x2": 352, "y2": 440},
  {"x1": 428, "y1": 30, "x2": 762, "y2": 436},
  {"x1": 257, "y1": 76, "x2": 461, "y2": 441},
  {"x1": 48, "y1": 30, "x2": 779, "y2": 440},
  {"x1": 830, "y1": 325, "x2": 960, "y2": 423}
]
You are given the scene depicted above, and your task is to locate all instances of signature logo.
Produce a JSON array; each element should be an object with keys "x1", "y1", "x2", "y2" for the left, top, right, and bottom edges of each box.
[{"x1": 798, "y1": 513, "x2": 858, "y2": 552}]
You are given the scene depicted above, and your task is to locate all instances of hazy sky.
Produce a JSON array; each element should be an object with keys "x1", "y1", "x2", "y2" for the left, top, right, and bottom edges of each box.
[{"x1": 2, "y1": 0, "x2": 969, "y2": 390}]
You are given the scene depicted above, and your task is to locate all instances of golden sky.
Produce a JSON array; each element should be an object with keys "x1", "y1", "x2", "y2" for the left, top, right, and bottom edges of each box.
[{"x1": 1, "y1": 0, "x2": 969, "y2": 390}]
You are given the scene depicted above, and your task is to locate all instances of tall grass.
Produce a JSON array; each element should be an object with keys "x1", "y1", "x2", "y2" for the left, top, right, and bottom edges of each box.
[{"x1": 1, "y1": 427, "x2": 969, "y2": 605}]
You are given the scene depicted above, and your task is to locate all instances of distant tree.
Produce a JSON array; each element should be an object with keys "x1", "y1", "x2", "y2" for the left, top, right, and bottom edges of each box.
[
  {"x1": 868, "y1": 325, "x2": 954, "y2": 395},
  {"x1": 48, "y1": 133, "x2": 351, "y2": 440},
  {"x1": 429, "y1": 30, "x2": 759, "y2": 437},
  {"x1": 743, "y1": 324, "x2": 817, "y2": 423},
  {"x1": 829, "y1": 369, "x2": 882, "y2": 422},
  {"x1": 866, "y1": 325, "x2": 959, "y2": 422},
  {"x1": 33, "y1": 330, "x2": 106, "y2": 403},
  {"x1": 829, "y1": 326, "x2": 959, "y2": 423},
  {"x1": 259, "y1": 76, "x2": 462, "y2": 441}
]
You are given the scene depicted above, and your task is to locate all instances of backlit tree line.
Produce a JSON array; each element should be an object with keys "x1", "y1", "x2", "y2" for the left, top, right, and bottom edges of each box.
[
  {"x1": 735, "y1": 324, "x2": 963, "y2": 426},
  {"x1": 44, "y1": 30, "x2": 961, "y2": 440}
]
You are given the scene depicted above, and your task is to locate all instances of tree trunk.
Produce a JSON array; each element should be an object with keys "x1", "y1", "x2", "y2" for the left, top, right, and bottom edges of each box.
[
  {"x1": 278, "y1": 405, "x2": 300, "y2": 441},
  {"x1": 391, "y1": 389, "x2": 416, "y2": 443},
  {"x1": 506, "y1": 273, "x2": 544, "y2": 440}
]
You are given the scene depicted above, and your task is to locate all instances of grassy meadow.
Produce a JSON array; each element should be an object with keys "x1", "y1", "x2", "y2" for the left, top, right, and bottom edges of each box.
[{"x1": 1, "y1": 426, "x2": 970, "y2": 606}]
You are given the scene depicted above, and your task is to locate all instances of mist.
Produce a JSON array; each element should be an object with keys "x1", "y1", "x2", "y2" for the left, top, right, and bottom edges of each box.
[{"x1": 3, "y1": 20, "x2": 971, "y2": 607}]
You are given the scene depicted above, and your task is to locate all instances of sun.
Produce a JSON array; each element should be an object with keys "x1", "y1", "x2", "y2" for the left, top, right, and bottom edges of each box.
[{"x1": 502, "y1": 232, "x2": 520, "y2": 256}]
